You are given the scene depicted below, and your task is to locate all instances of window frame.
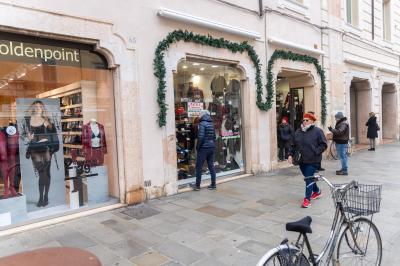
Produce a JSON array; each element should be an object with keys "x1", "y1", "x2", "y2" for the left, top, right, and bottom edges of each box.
[
  {"x1": 345, "y1": 0, "x2": 360, "y2": 27},
  {"x1": 277, "y1": 0, "x2": 311, "y2": 19},
  {"x1": 382, "y1": 0, "x2": 392, "y2": 41}
]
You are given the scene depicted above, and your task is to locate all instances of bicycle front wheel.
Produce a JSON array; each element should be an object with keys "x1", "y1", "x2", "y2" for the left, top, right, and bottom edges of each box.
[{"x1": 336, "y1": 217, "x2": 382, "y2": 265}]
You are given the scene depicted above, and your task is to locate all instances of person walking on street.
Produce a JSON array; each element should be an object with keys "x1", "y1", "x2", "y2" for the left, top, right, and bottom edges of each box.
[
  {"x1": 191, "y1": 110, "x2": 217, "y2": 191},
  {"x1": 366, "y1": 112, "x2": 379, "y2": 151},
  {"x1": 288, "y1": 112, "x2": 328, "y2": 208},
  {"x1": 307, "y1": 111, "x2": 325, "y2": 172},
  {"x1": 277, "y1": 116, "x2": 293, "y2": 161},
  {"x1": 328, "y1": 112, "x2": 350, "y2": 175}
]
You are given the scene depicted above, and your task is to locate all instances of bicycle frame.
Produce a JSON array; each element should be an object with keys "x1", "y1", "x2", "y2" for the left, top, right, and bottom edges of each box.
[{"x1": 295, "y1": 176, "x2": 361, "y2": 265}]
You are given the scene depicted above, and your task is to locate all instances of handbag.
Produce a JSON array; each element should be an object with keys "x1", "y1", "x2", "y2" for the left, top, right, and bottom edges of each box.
[
  {"x1": 292, "y1": 150, "x2": 302, "y2": 166},
  {"x1": 376, "y1": 124, "x2": 380, "y2": 131}
]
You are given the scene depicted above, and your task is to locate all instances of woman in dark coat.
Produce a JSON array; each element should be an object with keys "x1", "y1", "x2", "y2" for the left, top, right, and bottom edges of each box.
[{"x1": 366, "y1": 112, "x2": 379, "y2": 151}]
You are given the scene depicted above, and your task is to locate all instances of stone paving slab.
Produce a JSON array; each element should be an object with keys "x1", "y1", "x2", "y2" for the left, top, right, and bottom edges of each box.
[{"x1": 1, "y1": 143, "x2": 400, "y2": 265}]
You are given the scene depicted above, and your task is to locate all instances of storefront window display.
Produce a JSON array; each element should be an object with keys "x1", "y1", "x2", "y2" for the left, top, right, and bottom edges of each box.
[
  {"x1": 174, "y1": 60, "x2": 244, "y2": 183},
  {"x1": 0, "y1": 33, "x2": 118, "y2": 227}
]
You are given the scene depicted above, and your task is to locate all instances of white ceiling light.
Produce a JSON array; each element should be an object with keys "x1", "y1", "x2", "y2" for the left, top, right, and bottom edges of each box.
[
  {"x1": 182, "y1": 65, "x2": 188, "y2": 69},
  {"x1": 211, "y1": 65, "x2": 218, "y2": 68},
  {"x1": 200, "y1": 67, "x2": 205, "y2": 71},
  {"x1": 192, "y1": 63, "x2": 200, "y2": 66}
]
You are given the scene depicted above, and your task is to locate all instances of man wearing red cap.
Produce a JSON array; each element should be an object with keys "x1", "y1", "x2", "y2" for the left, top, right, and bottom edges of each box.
[
  {"x1": 288, "y1": 112, "x2": 328, "y2": 208},
  {"x1": 277, "y1": 116, "x2": 293, "y2": 161}
]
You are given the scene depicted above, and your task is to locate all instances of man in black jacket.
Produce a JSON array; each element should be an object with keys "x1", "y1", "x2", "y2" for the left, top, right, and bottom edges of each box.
[
  {"x1": 328, "y1": 112, "x2": 350, "y2": 175},
  {"x1": 191, "y1": 110, "x2": 217, "y2": 191}
]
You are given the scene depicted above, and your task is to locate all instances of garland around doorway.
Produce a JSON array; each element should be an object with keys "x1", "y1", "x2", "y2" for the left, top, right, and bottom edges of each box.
[
  {"x1": 267, "y1": 50, "x2": 327, "y2": 125},
  {"x1": 153, "y1": 30, "x2": 327, "y2": 127}
]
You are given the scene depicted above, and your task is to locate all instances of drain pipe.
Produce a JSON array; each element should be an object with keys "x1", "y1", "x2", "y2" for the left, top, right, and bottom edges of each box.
[{"x1": 259, "y1": 0, "x2": 263, "y2": 17}]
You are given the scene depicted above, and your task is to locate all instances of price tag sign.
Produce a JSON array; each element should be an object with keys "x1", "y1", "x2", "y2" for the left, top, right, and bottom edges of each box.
[{"x1": 187, "y1": 102, "x2": 204, "y2": 117}]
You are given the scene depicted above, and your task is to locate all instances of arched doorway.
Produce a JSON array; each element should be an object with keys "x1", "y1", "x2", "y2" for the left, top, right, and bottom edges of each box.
[
  {"x1": 381, "y1": 83, "x2": 398, "y2": 142},
  {"x1": 275, "y1": 69, "x2": 316, "y2": 161},
  {"x1": 349, "y1": 78, "x2": 371, "y2": 144}
]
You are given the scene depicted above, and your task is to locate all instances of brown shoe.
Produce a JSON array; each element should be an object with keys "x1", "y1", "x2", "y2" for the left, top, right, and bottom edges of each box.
[{"x1": 336, "y1": 170, "x2": 348, "y2": 176}]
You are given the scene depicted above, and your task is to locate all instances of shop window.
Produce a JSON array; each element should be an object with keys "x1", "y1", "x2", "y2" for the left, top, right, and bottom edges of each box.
[
  {"x1": 383, "y1": 0, "x2": 391, "y2": 41},
  {"x1": 0, "y1": 35, "x2": 118, "y2": 228},
  {"x1": 346, "y1": 0, "x2": 359, "y2": 27},
  {"x1": 174, "y1": 60, "x2": 244, "y2": 183}
]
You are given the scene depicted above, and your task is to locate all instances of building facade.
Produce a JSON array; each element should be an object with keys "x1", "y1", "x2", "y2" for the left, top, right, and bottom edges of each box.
[{"x1": 0, "y1": 0, "x2": 398, "y2": 230}]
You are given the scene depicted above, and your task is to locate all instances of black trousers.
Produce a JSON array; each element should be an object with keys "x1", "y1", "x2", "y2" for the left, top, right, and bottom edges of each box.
[
  {"x1": 31, "y1": 150, "x2": 52, "y2": 202},
  {"x1": 278, "y1": 140, "x2": 290, "y2": 160},
  {"x1": 195, "y1": 148, "x2": 216, "y2": 187}
]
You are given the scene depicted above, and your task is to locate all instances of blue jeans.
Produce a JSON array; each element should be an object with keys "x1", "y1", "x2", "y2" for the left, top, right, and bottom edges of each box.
[
  {"x1": 336, "y1": 143, "x2": 348, "y2": 172},
  {"x1": 195, "y1": 148, "x2": 216, "y2": 187},
  {"x1": 299, "y1": 163, "x2": 320, "y2": 200}
]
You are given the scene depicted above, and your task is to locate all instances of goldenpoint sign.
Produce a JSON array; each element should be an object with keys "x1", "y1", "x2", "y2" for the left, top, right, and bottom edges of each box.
[{"x1": 0, "y1": 40, "x2": 80, "y2": 64}]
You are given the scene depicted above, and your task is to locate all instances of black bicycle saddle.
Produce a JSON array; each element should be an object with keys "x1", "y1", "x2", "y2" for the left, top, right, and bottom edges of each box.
[{"x1": 286, "y1": 216, "x2": 312, "y2": 234}]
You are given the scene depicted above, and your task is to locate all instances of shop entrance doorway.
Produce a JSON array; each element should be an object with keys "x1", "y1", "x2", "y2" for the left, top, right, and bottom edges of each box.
[
  {"x1": 276, "y1": 85, "x2": 304, "y2": 131},
  {"x1": 381, "y1": 83, "x2": 398, "y2": 142},
  {"x1": 349, "y1": 78, "x2": 371, "y2": 144},
  {"x1": 275, "y1": 68, "x2": 316, "y2": 161}
]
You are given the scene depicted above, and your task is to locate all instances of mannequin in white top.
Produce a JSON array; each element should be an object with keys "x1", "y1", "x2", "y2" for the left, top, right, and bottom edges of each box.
[{"x1": 90, "y1": 118, "x2": 101, "y2": 148}]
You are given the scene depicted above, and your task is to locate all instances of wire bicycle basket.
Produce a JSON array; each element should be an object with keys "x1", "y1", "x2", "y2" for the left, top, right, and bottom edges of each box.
[{"x1": 332, "y1": 184, "x2": 382, "y2": 217}]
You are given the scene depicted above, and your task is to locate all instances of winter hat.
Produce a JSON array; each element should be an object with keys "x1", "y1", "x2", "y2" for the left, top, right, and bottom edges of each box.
[
  {"x1": 281, "y1": 116, "x2": 288, "y2": 123},
  {"x1": 335, "y1": 112, "x2": 344, "y2": 119},
  {"x1": 303, "y1": 112, "x2": 317, "y2": 121},
  {"x1": 199, "y1": 109, "x2": 210, "y2": 118}
]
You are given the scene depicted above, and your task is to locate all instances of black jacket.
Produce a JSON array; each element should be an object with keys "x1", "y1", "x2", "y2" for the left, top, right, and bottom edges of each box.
[
  {"x1": 331, "y1": 117, "x2": 349, "y2": 144},
  {"x1": 366, "y1": 116, "x2": 378, "y2": 139},
  {"x1": 197, "y1": 114, "x2": 216, "y2": 150},
  {"x1": 290, "y1": 125, "x2": 327, "y2": 164},
  {"x1": 278, "y1": 124, "x2": 294, "y2": 142}
]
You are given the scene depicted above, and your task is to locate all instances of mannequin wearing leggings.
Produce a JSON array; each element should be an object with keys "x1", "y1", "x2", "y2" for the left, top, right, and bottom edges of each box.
[{"x1": 31, "y1": 149, "x2": 52, "y2": 207}]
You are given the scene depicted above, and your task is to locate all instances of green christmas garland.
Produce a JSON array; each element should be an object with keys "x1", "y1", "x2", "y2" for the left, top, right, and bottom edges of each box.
[
  {"x1": 267, "y1": 50, "x2": 327, "y2": 125},
  {"x1": 154, "y1": 30, "x2": 326, "y2": 127},
  {"x1": 153, "y1": 29, "x2": 267, "y2": 127}
]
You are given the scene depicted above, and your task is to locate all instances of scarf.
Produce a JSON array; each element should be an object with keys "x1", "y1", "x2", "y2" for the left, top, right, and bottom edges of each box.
[{"x1": 301, "y1": 123, "x2": 313, "y2": 132}]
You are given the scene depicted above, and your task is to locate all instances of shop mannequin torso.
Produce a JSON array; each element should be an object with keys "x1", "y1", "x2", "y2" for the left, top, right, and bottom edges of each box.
[{"x1": 90, "y1": 120, "x2": 101, "y2": 148}]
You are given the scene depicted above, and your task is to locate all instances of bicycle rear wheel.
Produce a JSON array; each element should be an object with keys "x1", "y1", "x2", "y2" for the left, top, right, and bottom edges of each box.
[
  {"x1": 330, "y1": 142, "x2": 338, "y2": 160},
  {"x1": 258, "y1": 248, "x2": 309, "y2": 266},
  {"x1": 346, "y1": 142, "x2": 353, "y2": 157},
  {"x1": 336, "y1": 217, "x2": 382, "y2": 265}
]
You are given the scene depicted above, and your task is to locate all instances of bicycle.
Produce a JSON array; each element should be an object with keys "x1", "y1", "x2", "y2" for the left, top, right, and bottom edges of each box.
[
  {"x1": 329, "y1": 139, "x2": 354, "y2": 160},
  {"x1": 256, "y1": 174, "x2": 382, "y2": 266}
]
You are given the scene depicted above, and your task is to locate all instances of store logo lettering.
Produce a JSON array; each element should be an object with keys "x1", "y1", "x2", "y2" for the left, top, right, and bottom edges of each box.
[{"x1": 0, "y1": 41, "x2": 80, "y2": 63}]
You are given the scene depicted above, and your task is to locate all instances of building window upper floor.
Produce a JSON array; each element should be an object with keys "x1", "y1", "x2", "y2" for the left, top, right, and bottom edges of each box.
[
  {"x1": 346, "y1": 0, "x2": 359, "y2": 27},
  {"x1": 382, "y1": 0, "x2": 392, "y2": 41}
]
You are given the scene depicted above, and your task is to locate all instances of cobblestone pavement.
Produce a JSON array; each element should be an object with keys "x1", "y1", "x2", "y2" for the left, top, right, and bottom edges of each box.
[{"x1": 1, "y1": 143, "x2": 399, "y2": 265}]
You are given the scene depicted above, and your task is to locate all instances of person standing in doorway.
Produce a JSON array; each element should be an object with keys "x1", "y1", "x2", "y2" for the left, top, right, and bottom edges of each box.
[
  {"x1": 328, "y1": 112, "x2": 350, "y2": 175},
  {"x1": 277, "y1": 116, "x2": 293, "y2": 161},
  {"x1": 191, "y1": 110, "x2": 217, "y2": 191},
  {"x1": 366, "y1": 112, "x2": 379, "y2": 151},
  {"x1": 288, "y1": 112, "x2": 327, "y2": 208}
]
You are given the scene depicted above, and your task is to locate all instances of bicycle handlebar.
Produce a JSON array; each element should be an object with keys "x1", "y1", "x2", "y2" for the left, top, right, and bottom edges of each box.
[{"x1": 304, "y1": 174, "x2": 358, "y2": 192}]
